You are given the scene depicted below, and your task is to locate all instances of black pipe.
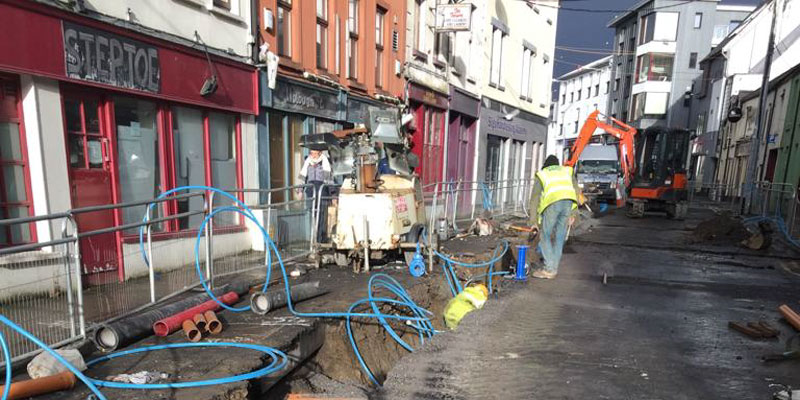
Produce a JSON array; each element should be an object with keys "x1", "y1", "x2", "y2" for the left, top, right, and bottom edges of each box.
[
  {"x1": 92, "y1": 281, "x2": 249, "y2": 352},
  {"x1": 250, "y1": 281, "x2": 327, "y2": 315}
]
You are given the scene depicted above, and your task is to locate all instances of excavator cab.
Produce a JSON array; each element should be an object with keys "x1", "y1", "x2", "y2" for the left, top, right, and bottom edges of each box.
[{"x1": 628, "y1": 127, "x2": 691, "y2": 219}]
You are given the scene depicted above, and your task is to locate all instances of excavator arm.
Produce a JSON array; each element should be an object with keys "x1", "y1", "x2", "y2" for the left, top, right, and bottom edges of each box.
[{"x1": 564, "y1": 110, "x2": 637, "y2": 186}]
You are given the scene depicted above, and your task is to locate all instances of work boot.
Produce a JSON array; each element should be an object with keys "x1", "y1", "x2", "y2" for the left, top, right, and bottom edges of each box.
[{"x1": 532, "y1": 270, "x2": 557, "y2": 280}]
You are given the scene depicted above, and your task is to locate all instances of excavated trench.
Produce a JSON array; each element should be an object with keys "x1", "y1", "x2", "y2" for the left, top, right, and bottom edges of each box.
[{"x1": 265, "y1": 273, "x2": 453, "y2": 398}]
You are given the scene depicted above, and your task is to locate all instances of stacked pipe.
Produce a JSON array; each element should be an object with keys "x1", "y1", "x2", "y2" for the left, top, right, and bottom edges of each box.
[
  {"x1": 779, "y1": 305, "x2": 800, "y2": 331},
  {"x1": 153, "y1": 294, "x2": 236, "y2": 342},
  {"x1": 92, "y1": 282, "x2": 247, "y2": 352}
]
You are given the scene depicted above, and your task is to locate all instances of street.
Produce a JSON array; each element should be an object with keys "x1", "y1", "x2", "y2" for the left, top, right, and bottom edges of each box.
[{"x1": 379, "y1": 208, "x2": 800, "y2": 399}]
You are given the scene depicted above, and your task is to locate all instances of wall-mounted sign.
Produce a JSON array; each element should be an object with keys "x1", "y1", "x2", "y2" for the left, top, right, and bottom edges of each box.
[
  {"x1": 63, "y1": 21, "x2": 160, "y2": 93},
  {"x1": 273, "y1": 79, "x2": 340, "y2": 120},
  {"x1": 435, "y1": 4, "x2": 472, "y2": 32},
  {"x1": 767, "y1": 134, "x2": 778, "y2": 144},
  {"x1": 408, "y1": 84, "x2": 448, "y2": 109}
]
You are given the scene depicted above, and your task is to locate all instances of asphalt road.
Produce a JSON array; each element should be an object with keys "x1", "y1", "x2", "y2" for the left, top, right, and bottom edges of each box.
[{"x1": 378, "y1": 208, "x2": 800, "y2": 399}]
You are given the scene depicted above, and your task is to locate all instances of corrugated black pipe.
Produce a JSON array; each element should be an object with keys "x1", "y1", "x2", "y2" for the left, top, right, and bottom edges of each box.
[
  {"x1": 92, "y1": 281, "x2": 249, "y2": 352},
  {"x1": 250, "y1": 281, "x2": 327, "y2": 315}
]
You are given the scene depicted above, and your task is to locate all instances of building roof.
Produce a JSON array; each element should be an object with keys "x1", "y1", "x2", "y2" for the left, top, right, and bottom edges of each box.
[{"x1": 556, "y1": 56, "x2": 612, "y2": 81}]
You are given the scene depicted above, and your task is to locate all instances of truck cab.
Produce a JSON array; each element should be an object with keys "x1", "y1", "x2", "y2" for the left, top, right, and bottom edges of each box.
[{"x1": 575, "y1": 144, "x2": 621, "y2": 204}]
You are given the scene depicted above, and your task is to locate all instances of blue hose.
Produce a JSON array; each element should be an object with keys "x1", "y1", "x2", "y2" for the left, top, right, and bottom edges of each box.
[
  {"x1": 480, "y1": 183, "x2": 494, "y2": 211},
  {"x1": 1, "y1": 329, "x2": 10, "y2": 400},
  {"x1": 0, "y1": 315, "x2": 107, "y2": 400},
  {"x1": 743, "y1": 215, "x2": 800, "y2": 249},
  {"x1": 135, "y1": 186, "x2": 433, "y2": 386},
  {"x1": 85, "y1": 342, "x2": 287, "y2": 389}
]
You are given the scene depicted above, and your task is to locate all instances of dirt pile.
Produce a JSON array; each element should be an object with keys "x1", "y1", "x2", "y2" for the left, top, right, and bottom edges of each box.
[{"x1": 690, "y1": 213, "x2": 749, "y2": 245}]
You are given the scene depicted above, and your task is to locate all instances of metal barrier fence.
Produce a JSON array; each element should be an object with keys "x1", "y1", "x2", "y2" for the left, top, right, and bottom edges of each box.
[{"x1": 688, "y1": 180, "x2": 799, "y2": 240}]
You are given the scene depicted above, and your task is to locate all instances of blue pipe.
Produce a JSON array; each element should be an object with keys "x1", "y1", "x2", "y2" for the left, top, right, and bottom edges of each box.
[
  {"x1": 85, "y1": 342, "x2": 287, "y2": 389},
  {"x1": 0, "y1": 315, "x2": 107, "y2": 400},
  {"x1": 1, "y1": 329, "x2": 10, "y2": 400}
]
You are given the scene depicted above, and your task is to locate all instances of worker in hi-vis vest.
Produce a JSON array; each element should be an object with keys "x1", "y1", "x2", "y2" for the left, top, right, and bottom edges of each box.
[{"x1": 528, "y1": 155, "x2": 583, "y2": 279}]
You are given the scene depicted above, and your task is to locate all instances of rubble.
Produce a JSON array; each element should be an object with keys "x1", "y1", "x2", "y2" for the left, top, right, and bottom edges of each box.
[{"x1": 690, "y1": 212, "x2": 750, "y2": 245}]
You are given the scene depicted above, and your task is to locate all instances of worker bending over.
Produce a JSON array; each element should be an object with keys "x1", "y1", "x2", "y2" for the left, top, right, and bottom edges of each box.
[{"x1": 529, "y1": 155, "x2": 582, "y2": 279}]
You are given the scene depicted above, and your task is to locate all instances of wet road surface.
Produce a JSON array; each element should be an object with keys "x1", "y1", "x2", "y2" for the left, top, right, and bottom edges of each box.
[{"x1": 378, "y1": 209, "x2": 800, "y2": 399}]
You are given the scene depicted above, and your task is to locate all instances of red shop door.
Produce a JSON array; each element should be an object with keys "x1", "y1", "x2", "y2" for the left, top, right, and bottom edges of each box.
[{"x1": 63, "y1": 95, "x2": 119, "y2": 280}]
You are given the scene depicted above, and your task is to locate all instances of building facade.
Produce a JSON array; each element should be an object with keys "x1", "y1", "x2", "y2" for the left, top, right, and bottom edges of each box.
[
  {"x1": 548, "y1": 56, "x2": 612, "y2": 163},
  {"x1": 476, "y1": 0, "x2": 555, "y2": 190},
  {"x1": 0, "y1": 0, "x2": 259, "y2": 282},
  {"x1": 256, "y1": 0, "x2": 407, "y2": 201},
  {"x1": 606, "y1": 0, "x2": 753, "y2": 129},
  {"x1": 691, "y1": 0, "x2": 800, "y2": 189}
]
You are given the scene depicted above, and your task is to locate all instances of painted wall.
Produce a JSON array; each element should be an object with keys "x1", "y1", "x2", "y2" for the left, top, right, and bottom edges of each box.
[
  {"x1": 81, "y1": 0, "x2": 254, "y2": 60},
  {"x1": 481, "y1": 0, "x2": 557, "y2": 119}
]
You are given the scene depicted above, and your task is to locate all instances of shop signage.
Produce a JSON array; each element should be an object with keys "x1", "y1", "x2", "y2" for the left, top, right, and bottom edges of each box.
[
  {"x1": 486, "y1": 116, "x2": 527, "y2": 136},
  {"x1": 273, "y1": 80, "x2": 339, "y2": 120},
  {"x1": 63, "y1": 21, "x2": 160, "y2": 93},
  {"x1": 408, "y1": 84, "x2": 448, "y2": 109},
  {"x1": 435, "y1": 4, "x2": 472, "y2": 32}
]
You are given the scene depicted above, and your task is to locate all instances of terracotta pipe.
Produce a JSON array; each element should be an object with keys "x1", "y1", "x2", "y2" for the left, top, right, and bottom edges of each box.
[
  {"x1": 152, "y1": 291, "x2": 239, "y2": 337},
  {"x1": 182, "y1": 319, "x2": 202, "y2": 342},
  {"x1": 0, "y1": 370, "x2": 76, "y2": 400},
  {"x1": 203, "y1": 310, "x2": 223, "y2": 334},
  {"x1": 192, "y1": 313, "x2": 208, "y2": 332},
  {"x1": 779, "y1": 304, "x2": 800, "y2": 331}
]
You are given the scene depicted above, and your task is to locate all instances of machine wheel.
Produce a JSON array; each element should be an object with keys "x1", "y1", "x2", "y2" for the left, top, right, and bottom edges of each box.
[
  {"x1": 665, "y1": 204, "x2": 677, "y2": 219},
  {"x1": 626, "y1": 201, "x2": 645, "y2": 218},
  {"x1": 674, "y1": 201, "x2": 688, "y2": 220}
]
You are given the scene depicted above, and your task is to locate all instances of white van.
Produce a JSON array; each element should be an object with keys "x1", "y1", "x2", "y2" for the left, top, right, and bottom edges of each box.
[{"x1": 575, "y1": 144, "x2": 621, "y2": 204}]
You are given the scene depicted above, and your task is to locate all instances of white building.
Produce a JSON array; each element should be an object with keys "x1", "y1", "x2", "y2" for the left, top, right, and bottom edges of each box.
[
  {"x1": 692, "y1": 0, "x2": 800, "y2": 186},
  {"x1": 548, "y1": 56, "x2": 612, "y2": 163}
]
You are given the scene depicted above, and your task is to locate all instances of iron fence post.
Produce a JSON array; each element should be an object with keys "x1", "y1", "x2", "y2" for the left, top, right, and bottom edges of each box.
[
  {"x1": 66, "y1": 215, "x2": 85, "y2": 337},
  {"x1": 205, "y1": 191, "x2": 214, "y2": 290},
  {"x1": 60, "y1": 217, "x2": 77, "y2": 338}
]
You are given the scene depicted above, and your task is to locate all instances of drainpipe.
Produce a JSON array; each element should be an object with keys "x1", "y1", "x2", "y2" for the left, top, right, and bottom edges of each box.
[{"x1": 250, "y1": 0, "x2": 260, "y2": 64}]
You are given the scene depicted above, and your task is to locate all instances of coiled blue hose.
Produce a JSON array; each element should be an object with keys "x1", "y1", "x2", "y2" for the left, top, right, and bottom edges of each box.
[
  {"x1": 136, "y1": 186, "x2": 433, "y2": 386},
  {"x1": 743, "y1": 215, "x2": 800, "y2": 249},
  {"x1": 0, "y1": 315, "x2": 107, "y2": 400}
]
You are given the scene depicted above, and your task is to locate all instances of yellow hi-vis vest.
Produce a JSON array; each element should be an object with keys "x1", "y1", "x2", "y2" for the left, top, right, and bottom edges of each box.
[{"x1": 536, "y1": 166, "x2": 578, "y2": 218}]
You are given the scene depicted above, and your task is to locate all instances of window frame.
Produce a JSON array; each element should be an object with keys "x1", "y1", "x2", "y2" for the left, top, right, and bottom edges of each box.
[
  {"x1": 277, "y1": 1, "x2": 292, "y2": 58},
  {"x1": 489, "y1": 26, "x2": 506, "y2": 89},
  {"x1": 0, "y1": 74, "x2": 36, "y2": 246},
  {"x1": 316, "y1": 0, "x2": 328, "y2": 70},
  {"x1": 347, "y1": 0, "x2": 360, "y2": 80},
  {"x1": 694, "y1": 12, "x2": 703, "y2": 29},
  {"x1": 213, "y1": 0, "x2": 231, "y2": 10},
  {"x1": 375, "y1": 7, "x2": 386, "y2": 88}
]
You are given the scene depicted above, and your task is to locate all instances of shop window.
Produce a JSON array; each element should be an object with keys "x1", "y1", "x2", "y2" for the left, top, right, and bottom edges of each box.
[
  {"x1": 268, "y1": 112, "x2": 304, "y2": 203},
  {"x1": 172, "y1": 106, "x2": 206, "y2": 230},
  {"x1": 376, "y1": 8, "x2": 386, "y2": 88},
  {"x1": 114, "y1": 97, "x2": 161, "y2": 232},
  {"x1": 209, "y1": 112, "x2": 238, "y2": 227},
  {"x1": 316, "y1": 0, "x2": 328, "y2": 70},
  {"x1": 277, "y1": 1, "x2": 292, "y2": 57},
  {"x1": 0, "y1": 76, "x2": 33, "y2": 245}
]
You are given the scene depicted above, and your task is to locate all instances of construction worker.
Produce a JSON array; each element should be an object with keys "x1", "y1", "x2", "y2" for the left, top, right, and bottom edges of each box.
[{"x1": 528, "y1": 155, "x2": 582, "y2": 279}]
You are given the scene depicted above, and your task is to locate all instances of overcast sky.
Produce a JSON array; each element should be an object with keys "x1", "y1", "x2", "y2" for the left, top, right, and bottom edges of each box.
[{"x1": 553, "y1": 0, "x2": 764, "y2": 78}]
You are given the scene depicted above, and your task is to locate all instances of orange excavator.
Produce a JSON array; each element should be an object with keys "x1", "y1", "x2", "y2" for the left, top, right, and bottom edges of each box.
[{"x1": 566, "y1": 110, "x2": 691, "y2": 219}]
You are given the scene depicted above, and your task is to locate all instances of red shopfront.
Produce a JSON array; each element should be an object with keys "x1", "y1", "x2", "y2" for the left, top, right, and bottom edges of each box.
[
  {"x1": 0, "y1": 1, "x2": 257, "y2": 282},
  {"x1": 408, "y1": 83, "x2": 448, "y2": 189}
]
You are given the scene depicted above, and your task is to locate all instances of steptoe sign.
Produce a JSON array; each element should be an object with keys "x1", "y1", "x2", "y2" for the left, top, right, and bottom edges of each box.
[{"x1": 63, "y1": 21, "x2": 161, "y2": 93}]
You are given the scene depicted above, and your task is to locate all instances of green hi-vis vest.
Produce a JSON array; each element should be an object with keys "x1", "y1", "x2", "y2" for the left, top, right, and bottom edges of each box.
[{"x1": 536, "y1": 165, "x2": 578, "y2": 218}]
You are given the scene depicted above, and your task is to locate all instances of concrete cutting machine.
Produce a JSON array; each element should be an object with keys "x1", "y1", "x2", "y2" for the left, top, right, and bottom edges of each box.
[{"x1": 304, "y1": 108, "x2": 427, "y2": 272}]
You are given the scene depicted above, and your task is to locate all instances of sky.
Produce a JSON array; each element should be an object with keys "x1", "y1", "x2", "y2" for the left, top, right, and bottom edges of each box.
[{"x1": 553, "y1": 0, "x2": 764, "y2": 78}]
